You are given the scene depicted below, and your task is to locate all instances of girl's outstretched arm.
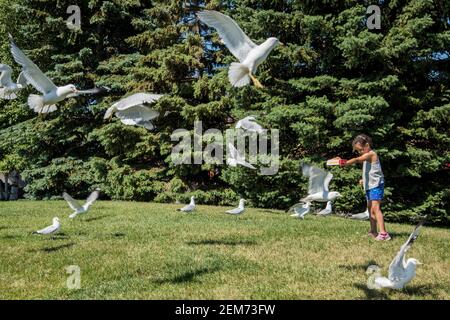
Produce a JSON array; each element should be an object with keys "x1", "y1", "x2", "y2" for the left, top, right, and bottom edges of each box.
[{"x1": 344, "y1": 152, "x2": 373, "y2": 166}]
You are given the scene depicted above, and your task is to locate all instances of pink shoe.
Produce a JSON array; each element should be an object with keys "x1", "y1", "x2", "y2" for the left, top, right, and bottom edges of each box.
[{"x1": 375, "y1": 232, "x2": 391, "y2": 241}]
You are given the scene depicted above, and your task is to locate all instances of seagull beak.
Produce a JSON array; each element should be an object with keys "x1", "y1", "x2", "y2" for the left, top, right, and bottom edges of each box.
[
  {"x1": 416, "y1": 261, "x2": 423, "y2": 265},
  {"x1": 279, "y1": 42, "x2": 285, "y2": 46}
]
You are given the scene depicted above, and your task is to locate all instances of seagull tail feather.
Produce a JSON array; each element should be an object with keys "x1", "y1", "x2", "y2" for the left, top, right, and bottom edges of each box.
[
  {"x1": 228, "y1": 62, "x2": 251, "y2": 87},
  {"x1": 0, "y1": 88, "x2": 16, "y2": 100},
  {"x1": 28, "y1": 94, "x2": 54, "y2": 113}
]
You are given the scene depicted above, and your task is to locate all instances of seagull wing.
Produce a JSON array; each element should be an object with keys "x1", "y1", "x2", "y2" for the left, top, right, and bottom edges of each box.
[
  {"x1": 180, "y1": 204, "x2": 194, "y2": 212},
  {"x1": 83, "y1": 190, "x2": 100, "y2": 210},
  {"x1": 228, "y1": 143, "x2": 239, "y2": 161},
  {"x1": 0, "y1": 64, "x2": 14, "y2": 86},
  {"x1": 36, "y1": 223, "x2": 58, "y2": 235},
  {"x1": 323, "y1": 172, "x2": 333, "y2": 192},
  {"x1": 286, "y1": 202, "x2": 305, "y2": 213},
  {"x1": 229, "y1": 143, "x2": 256, "y2": 169},
  {"x1": 240, "y1": 117, "x2": 263, "y2": 132},
  {"x1": 225, "y1": 207, "x2": 243, "y2": 214},
  {"x1": 116, "y1": 105, "x2": 159, "y2": 122},
  {"x1": 302, "y1": 164, "x2": 328, "y2": 195},
  {"x1": 16, "y1": 71, "x2": 29, "y2": 87},
  {"x1": 197, "y1": 10, "x2": 256, "y2": 62},
  {"x1": 114, "y1": 93, "x2": 164, "y2": 111},
  {"x1": 139, "y1": 121, "x2": 155, "y2": 130},
  {"x1": 63, "y1": 192, "x2": 83, "y2": 211},
  {"x1": 388, "y1": 220, "x2": 424, "y2": 281},
  {"x1": 9, "y1": 35, "x2": 57, "y2": 94}
]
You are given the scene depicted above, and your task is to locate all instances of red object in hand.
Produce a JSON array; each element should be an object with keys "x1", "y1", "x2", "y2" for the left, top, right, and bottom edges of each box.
[{"x1": 339, "y1": 159, "x2": 347, "y2": 167}]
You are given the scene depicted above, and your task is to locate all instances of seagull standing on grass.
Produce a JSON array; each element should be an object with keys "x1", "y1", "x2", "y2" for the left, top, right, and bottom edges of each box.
[
  {"x1": 177, "y1": 196, "x2": 196, "y2": 213},
  {"x1": 225, "y1": 199, "x2": 245, "y2": 215},
  {"x1": 104, "y1": 93, "x2": 164, "y2": 130},
  {"x1": 33, "y1": 217, "x2": 60, "y2": 235},
  {"x1": 300, "y1": 164, "x2": 341, "y2": 203},
  {"x1": 63, "y1": 189, "x2": 100, "y2": 219},
  {"x1": 350, "y1": 208, "x2": 370, "y2": 220},
  {"x1": 235, "y1": 116, "x2": 264, "y2": 133},
  {"x1": 316, "y1": 201, "x2": 332, "y2": 216},
  {"x1": 227, "y1": 143, "x2": 256, "y2": 169},
  {"x1": 197, "y1": 10, "x2": 282, "y2": 88},
  {"x1": 369, "y1": 221, "x2": 424, "y2": 290},
  {"x1": 9, "y1": 34, "x2": 106, "y2": 113},
  {"x1": 0, "y1": 64, "x2": 28, "y2": 100},
  {"x1": 287, "y1": 202, "x2": 311, "y2": 219}
]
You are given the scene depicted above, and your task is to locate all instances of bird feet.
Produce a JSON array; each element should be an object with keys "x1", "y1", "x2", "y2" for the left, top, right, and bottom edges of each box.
[{"x1": 249, "y1": 74, "x2": 264, "y2": 88}]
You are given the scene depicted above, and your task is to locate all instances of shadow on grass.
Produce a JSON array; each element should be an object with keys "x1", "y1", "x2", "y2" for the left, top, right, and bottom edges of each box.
[
  {"x1": 354, "y1": 283, "x2": 439, "y2": 300},
  {"x1": 153, "y1": 266, "x2": 221, "y2": 285},
  {"x1": 187, "y1": 239, "x2": 257, "y2": 246},
  {"x1": 0, "y1": 234, "x2": 21, "y2": 240},
  {"x1": 27, "y1": 240, "x2": 76, "y2": 253},
  {"x1": 260, "y1": 209, "x2": 280, "y2": 214},
  {"x1": 83, "y1": 215, "x2": 110, "y2": 223},
  {"x1": 40, "y1": 242, "x2": 76, "y2": 253},
  {"x1": 402, "y1": 284, "x2": 440, "y2": 298},
  {"x1": 353, "y1": 283, "x2": 391, "y2": 300},
  {"x1": 338, "y1": 260, "x2": 378, "y2": 272},
  {"x1": 112, "y1": 232, "x2": 126, "y2": 238},
  {"x1": 388, "y1": 231, "x2": 413, "y2": 238},
  {"x1": 0, "y1": 226, "x2": 9, "y2": 231}
]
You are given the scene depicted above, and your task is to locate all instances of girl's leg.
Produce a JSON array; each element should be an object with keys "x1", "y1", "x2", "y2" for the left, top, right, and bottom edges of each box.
[
  {"x1": 367, "y1": 201, "x2": 377, "y2": 235},
  {"x1": 370, "y1": 200, "x2": 387, "y2": 233}
]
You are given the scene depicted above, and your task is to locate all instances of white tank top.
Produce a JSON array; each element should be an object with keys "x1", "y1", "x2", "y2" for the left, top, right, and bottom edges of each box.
[{"x1": 363, "y1": 156, "x2": 384, "y2": 191}]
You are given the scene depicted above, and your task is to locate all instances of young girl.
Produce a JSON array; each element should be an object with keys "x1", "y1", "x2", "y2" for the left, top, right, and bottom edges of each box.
[{"x1": 337, "y1": 134, "x2": 391, "y2": 241}]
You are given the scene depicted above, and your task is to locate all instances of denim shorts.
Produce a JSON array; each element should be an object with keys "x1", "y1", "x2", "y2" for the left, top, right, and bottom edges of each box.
[{"x1": 366, "y1": 184, "x2": 384, "y2": 201}]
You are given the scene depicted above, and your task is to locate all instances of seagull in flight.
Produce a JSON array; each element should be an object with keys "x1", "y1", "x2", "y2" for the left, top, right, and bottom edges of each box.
[
  {"x1": 227, "y1": 143, "x2": 256, "y2": 169},
  {"x1": 33, "y1": 217, "x2": 60, "y2": 235},
  {"x1": 9, "y1": 34, "x2": 107, "y2": 113},
  {"x1": 300, "y1": 164, "x2": 341, "y2": 203},
  {"x1": 235, "y1": 116, "x2": 264, "y2": 134},
  {"x1": 197, "y1": 10, "x2": 282, "y2": 88},
  {"x1": 63, "y1": 189, "x2": 100, "y2": 219},
  {"x1": 104, "y1": 93, "x2": 164, "y2": 130},
  {"x1": 177, "y1": 196, "x2": 196, "y2": 213},
  {"x1": 287, "y1": 201, "x2": 311, "y2": 219},
  {"x1": 225, "y1": 199, "x2": 245, "y2": 215},
  {"x1": 0, "y1": 63, "x2": 28, "y2": 100},
  {"x1": 370, "y1": 221, "x2": 425, "y2": 290}
]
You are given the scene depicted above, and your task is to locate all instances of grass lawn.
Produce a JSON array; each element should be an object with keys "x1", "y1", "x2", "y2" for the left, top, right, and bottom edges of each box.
[{"x1": 0, "y1": 200, "x2": 449, "y2": 300}]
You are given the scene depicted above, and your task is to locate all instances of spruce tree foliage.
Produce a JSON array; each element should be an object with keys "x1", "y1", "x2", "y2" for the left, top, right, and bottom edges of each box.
[{"x1": 0, "y1": 0, "x2": 448, "y2": 225}]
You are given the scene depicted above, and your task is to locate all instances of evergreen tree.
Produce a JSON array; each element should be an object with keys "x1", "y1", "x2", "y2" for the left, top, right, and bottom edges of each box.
[{"x1": 0, "y1": 0, "x2": 448, "y2": 225}]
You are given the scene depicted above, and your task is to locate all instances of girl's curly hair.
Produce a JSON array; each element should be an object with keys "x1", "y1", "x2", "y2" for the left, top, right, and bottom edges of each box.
[{"x1": 352, "y1": 134, "x2": 373, "y2": 149}]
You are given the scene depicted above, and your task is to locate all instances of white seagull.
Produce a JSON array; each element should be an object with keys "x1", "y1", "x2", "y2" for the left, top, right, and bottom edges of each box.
[
  {"x1": 227, "y1": 143, "x2": 256, "y2": 169},
  {"x1": 9, "y1": 34, "x2": 105, "y2": 113},
  {"x1": 235, "y1": 116, "x2": 264, "y2": 134},
  {"x1": 33, "y1": 217, "x2": 60, "y2": 235},
  {"x1": 225, "y1": 198, "x2": 245, "y2": 215},
  {"x1": 300, "y1": 164, "x2": 341, "y2": 203},
  {"x1": 371, "y1": 221, "x2": 424, "y2": 290},
  {"x1": 197, "y1": 10, "x2": 282, "y2": 88},
  {"x1": 350, "y1": 208, "x2": 370, "y2": 220},
  {"x1": 0, "y1": 64, "x2": 28, "y2": 100},
  {"x1": 287, "y1": 201, "x2": 311, "y2": 219},
  {"x1": 316, "y1": 201, "x2": 332, "y2": 216},
  {"x1": 177, "y1": 196, "x2": 196, "y2": 212},
  {"x1": 63, "y1": 189, "x2": 100, "y2": 219},
  {"x1": 104, "y1": 93, "x2": 164, "y2": 130}
]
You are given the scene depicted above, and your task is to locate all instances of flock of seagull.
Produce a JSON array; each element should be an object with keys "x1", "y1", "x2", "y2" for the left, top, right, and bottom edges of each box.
[{"x1": 1, "y1": 10, "x2": 424, "y2": 291}]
